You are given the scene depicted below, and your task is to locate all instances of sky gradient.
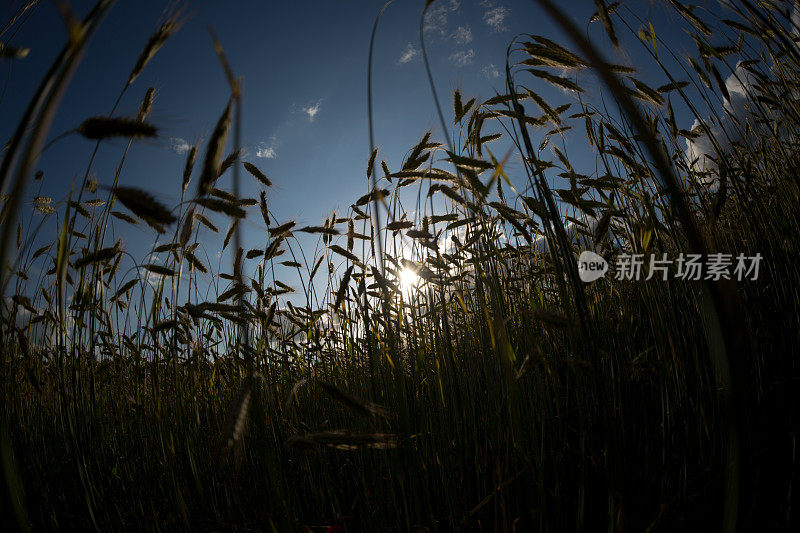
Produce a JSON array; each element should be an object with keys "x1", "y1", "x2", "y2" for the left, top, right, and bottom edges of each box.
[
  {"x1": 3, "y1": 1, "x2": 579, "y2": 226},
  {"x1": 1, "y1": 0, "x2": 717, "y2": 301}
]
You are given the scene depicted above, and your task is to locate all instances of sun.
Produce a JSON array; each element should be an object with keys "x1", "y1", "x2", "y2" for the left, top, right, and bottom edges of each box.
[{"x1": 399, "y1": 267, "x2": 420, "y2": 295}]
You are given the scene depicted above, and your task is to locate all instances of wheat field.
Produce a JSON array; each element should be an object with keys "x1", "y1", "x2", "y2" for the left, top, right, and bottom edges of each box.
[{"x1": 1, "y1": 0, "x2": 799, "y2": 531}]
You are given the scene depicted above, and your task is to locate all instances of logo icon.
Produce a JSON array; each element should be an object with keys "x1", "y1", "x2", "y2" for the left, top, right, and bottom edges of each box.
[{"x1": 578, "y1": 251, "x2": 608, "y2": 282}]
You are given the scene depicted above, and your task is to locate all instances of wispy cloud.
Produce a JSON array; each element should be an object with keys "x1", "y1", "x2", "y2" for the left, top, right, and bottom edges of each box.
[
  {"x1": 423, "y1": 0, "x2": 460, "y2": 35},
  {"x1": 169, "y1": 137, "x2": 191, "y2": 155},
  {"x1": 142, "y1": 269, "x2": 168, "y2": 290},
  {"x1": 256, "y1": 135, "x2": 277, "y2": 159},
  {"x1": 398, "y1": 42, "x2": 420, "y2": 64},
  {"x1": 452, "y1": 25, "x2": 472, "y2": 44},
  {"x1": 482, "y1": 63, "x2": 500, "y2": 79},
  {"x1": 449, "y1": 49, "x2": 474, "y2": 67},
  {"x1": 484, "y1": 5, "x2": 510, "y2": 32},
  {"x1": 302, "y1": 101, "x2": 322, "y2": 122}
]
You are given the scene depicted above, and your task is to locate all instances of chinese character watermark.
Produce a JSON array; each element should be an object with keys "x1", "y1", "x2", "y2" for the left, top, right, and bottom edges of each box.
[{"x1": 577, "y1": 251, "x2": 762, "y2": 283}]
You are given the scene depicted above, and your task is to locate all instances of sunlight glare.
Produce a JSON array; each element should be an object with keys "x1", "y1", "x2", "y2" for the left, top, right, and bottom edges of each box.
[{"x1": 399, "y1": 267, "x2": 420, "y2": 295}]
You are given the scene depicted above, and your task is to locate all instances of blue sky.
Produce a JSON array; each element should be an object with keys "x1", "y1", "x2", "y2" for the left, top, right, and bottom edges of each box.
[
  {"x1": 2, "y1": 0, "x2": 723, "y2": 303},
  {"x1": 3, "y1": 0, "x2": 572, "y2": 222}
]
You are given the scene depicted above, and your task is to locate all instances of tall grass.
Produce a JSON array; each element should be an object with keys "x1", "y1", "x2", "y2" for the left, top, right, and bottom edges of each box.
[{"x1": 2, "y1": 0, "x2": 799, "y2": 531}]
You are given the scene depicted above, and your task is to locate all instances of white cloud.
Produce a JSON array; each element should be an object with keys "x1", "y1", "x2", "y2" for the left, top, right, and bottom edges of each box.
[
  {"x1": 302, "y1": 101, "x2": 321, "y2": 122},
  {"x1": 257, "y1": 145, "x2": 276, "y2": 159},
  {"x1": 684, "y1": 61, "x2": 765, "y2": 190},
  {"x1": 424, "y1": 0, "x2": 460, "y2": 35},
  {"x1": 398, "y1": 42, "x2": 419, "y2": 64},
  {"x1": 169, "y1": 137, "x2": 191, "y2": 155},
  {"x1": 683, "y1": 0, "x2": 798, "y2": 192},
  {"x1": 141, "y1": 269, "x2": 164, "y2": 290},
  {"x1": 482, "y1": 63, "x2": 500, "y2": 79},
  {"x1": 256, "y1": 136, "x2": 277, "y2": 159},
  {"x1": 452, "y1": 25, "x2": 472, "y2": 44},
  {"x1": 449, "y1": 49, "x2": 474, "y2": 67},
  {"x1": 681, "y1": 6, "x2": 800, "y2": 193},
  {"x1": 484, "y1": 5, "x2": 510, "y2": 32}
]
